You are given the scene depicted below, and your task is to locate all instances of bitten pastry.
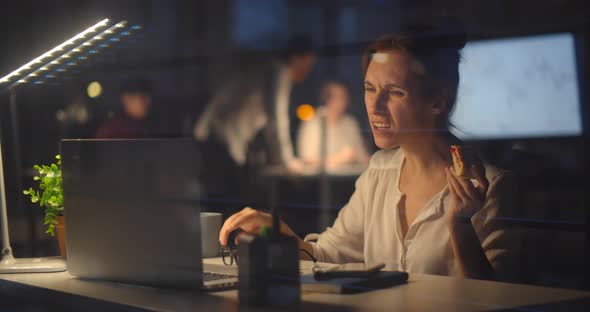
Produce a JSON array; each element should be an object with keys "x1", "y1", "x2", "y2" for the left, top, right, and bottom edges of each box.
[
  {"x1": 450, "y1": 144, "x2": 468, "y2": 177},
  {"x1": 450, "y1": 144, "x2": 485, "y2": 181}
]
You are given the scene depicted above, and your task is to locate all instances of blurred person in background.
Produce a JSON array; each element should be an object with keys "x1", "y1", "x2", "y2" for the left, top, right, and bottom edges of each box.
[
  {"x1": 95, "y1": 78, "x2": 152, "y2": 139},
  {"x1": 297, "y1": 80, "x2": 370, "y2": 171},
  {"x1": 194, "y1": 35, "x2": 317, "y2": 172}
]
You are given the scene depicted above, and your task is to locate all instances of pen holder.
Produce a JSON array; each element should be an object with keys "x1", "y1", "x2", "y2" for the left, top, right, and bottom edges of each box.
[{"x1": 238, "y1": 233, "x2": 300, "y2": 307}]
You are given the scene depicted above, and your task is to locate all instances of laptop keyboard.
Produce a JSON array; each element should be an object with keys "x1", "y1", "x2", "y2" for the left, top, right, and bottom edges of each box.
[{"x1": 203, "y1": 272, "x2": 237, "y2": 282}]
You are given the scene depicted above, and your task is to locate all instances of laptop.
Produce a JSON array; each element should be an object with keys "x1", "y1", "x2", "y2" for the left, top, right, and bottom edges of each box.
[{"x1": 60, "y1": 139, "x2": 238, "y2": 290}]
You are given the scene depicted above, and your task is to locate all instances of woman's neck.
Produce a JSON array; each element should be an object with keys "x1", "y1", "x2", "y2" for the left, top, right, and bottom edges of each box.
[
  {"x1": 325, "y1": 113, "x2": 340, "y2": 126},
  {"x1": 400, "y1": 133, "x2": 452, "y2": 176},
  {"x1": 321, "y1": 106, "x2": 342, "y2": 126}
]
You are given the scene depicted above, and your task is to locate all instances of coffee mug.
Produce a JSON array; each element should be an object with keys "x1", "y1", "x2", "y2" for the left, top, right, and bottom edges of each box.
[{"x1": 200, "y1": 212, "x2": 223, "y2": 258}]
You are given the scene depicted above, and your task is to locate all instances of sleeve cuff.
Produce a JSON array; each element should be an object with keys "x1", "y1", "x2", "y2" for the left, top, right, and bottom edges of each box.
[{"x1": 309, "y1": 242, "x2": 325, "y2": 263}]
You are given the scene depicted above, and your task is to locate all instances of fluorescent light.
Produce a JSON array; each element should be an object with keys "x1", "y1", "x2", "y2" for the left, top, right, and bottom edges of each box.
[
  {"x1": 14, "y1": 21, "x2": 128, "y2": 85},
  {"x1": 0, "y1": 18, "x2": 110, "y2": 84},
  {"x1": 3, "y1": 19, "x2": 142, "y2": 87}
]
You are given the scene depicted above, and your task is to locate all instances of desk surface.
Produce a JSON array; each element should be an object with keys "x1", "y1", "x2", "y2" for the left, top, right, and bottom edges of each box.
[{"x1": 1, "y1": 258, "x2": 589, "y2": 312}]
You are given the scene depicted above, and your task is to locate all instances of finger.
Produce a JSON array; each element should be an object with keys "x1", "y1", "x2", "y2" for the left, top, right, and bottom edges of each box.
[
  {"x1": 471, "y1": 164, "x2": 489, "y2": 198},
  {"x1": 454, "y1": 173, "x2": 482, "y2": 202},
  {"x1": 221, "y1": 208, "x2": 250, "y2": 234},
  {"x1": 446, "y1": 170, "x2": 462, "y2": 203},
  {"x1": 225, "y1": 207, "x2": 255, "y2": 227},
  {"x1": 220, "y1": 214, "x2": 252, "y2": 246},
  {"x1": 227, "y1": 209, "x2": 266, "y2": 231},
  {"x1": 219, "y1": 212, "x2": 243, "y2": 245},
  {"x1": 219, "y1": 207, "x2": 256, "y2": 245},
  {"x1": 449, "y1": 165, "x2": 480, "y2": 201},
  {"x1": 242, "y1": 222, "x2": 261, "y2": 233},
  {"x1": 447, "y1": 168, "x2": 469, "y2": 203},
  {"x1": 222, "y1": 210, "x2": 270, "y2": 245}
]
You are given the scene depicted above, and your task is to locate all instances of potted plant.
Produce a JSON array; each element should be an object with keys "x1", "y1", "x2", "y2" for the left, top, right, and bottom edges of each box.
[{"x1": 22, "y1": 155, "x2": 66, "y2": 257}]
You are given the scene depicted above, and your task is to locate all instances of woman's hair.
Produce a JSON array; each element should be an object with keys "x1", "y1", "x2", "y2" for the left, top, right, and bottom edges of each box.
[{"x1": 361, "y1": 19, "x2": 467, "y2": 127}]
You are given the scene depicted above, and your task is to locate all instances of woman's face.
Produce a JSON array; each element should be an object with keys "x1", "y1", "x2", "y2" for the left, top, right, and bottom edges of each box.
[
  {"x1": 122, "y1": 92, "x2": 152, "y2": 120},
  {"x1": 325, "y1": 83, "x2": 349, "y2": 119},
  {"x1": 364, "y1": 49, "x2": 437, "y2": 149}
]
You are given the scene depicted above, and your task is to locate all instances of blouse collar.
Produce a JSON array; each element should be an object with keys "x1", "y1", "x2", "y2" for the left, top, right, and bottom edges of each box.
[{"x1": 393, "y1": 148, "x2": 449, "y2": 221}]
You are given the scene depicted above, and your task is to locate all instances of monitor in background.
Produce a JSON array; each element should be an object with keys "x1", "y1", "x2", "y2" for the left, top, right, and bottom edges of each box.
[{"x1": 450, "y1": 33, "x2": 582, "y2": 140}]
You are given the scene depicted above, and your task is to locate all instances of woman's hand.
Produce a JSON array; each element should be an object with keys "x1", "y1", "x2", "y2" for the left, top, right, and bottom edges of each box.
[
  {"x1": 287, "y1": 158, "x2": 305, "y2": 174},
  {"x1": 445, "y1": 164, "x2": 496, "y2": 280},
  {"x1": 218, "y1": 207, "x2": 299, "y2": 246},
  {"x1": 445, "y1": 164, "x2": 489, "y2": 225}
]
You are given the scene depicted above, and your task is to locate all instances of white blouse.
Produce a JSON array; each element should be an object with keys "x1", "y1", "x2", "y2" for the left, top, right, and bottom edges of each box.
[
  {"x1": 296, "y1": 109, "x2": 368, "y2": 164},
  {"x1": 310, "y1": 148, "x2": 521, "y2": 280}
]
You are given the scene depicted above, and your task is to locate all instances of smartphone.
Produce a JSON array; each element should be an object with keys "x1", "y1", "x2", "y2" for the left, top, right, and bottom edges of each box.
[{"x1": 313, "y1": 262, "x2": 385, "y2": 280}]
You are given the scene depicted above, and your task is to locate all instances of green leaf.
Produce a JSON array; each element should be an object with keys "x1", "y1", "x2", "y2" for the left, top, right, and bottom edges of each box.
[
  {"x1": 45, "y1": 226, "x2": 55, "y2": 237},
  {"x1": 44, "y1": 213, "x2": 56, "y2": 222},
  {"x1": 29, "y1": 158, "x2": 63, "y2": 237}
]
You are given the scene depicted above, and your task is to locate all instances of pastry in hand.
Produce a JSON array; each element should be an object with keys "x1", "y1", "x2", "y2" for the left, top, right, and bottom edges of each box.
[
  {"x1": 450, "y1": 144, "x2": 466, "y2": 176},
  {"x1": 450, "y1": 144, "x2": 482, "y2": 178}
]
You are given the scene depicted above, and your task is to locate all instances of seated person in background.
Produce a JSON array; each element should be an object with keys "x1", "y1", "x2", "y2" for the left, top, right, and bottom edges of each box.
[
  {"x1": 296, "y1": 80, "x2": 370, "y2": 171},
  {"x1": 95, "y1": 78, "x2": 152, "y2": 139},
  {"x1": 219, "y1": 20, "x2": 521, "y2": 282}
]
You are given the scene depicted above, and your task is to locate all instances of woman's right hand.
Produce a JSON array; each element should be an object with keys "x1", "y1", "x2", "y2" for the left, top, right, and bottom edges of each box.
[{"x1": 218, "y1": 207, "x2": 299, "y2": 246}]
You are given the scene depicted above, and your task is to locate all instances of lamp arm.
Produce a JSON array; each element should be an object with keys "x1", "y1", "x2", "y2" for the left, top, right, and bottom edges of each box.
[
  {"x1": 0, "y1": 93, "x2": 66, "y2": 273},
  {"x1": 0, "y1": 140, "x2": 15, "y2": 263}
]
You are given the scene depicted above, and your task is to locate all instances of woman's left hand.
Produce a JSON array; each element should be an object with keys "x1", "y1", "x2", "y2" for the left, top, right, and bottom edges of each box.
[{"x1": 445, "y1": 165, "x2": 489, "y2": 225}]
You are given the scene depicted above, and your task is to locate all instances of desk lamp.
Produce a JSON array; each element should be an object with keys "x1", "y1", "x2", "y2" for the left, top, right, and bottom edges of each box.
[{"x1": 0, "y1": 18, "x2": 141, "y2": 273}]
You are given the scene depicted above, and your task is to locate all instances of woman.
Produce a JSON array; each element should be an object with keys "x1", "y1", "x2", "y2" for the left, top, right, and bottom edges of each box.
[
  {"x1": 219, "y1": 29, "x2": 519, "y2": 281},
  {"x1": 297, "y1": 80, "x2": 370, "y2": 171}
]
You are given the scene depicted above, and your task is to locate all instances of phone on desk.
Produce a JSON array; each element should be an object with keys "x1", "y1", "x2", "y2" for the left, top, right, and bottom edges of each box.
[{"x1": 313, "y1": 262, "x2": 385, "y2": 280}]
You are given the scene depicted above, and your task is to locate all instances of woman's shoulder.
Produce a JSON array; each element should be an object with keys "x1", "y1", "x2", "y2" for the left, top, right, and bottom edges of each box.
[
  {"x1": 298, "y1": 114, "x2": 320, "y2": 130},
  {"x1": 340, "y1": 113, "x2": 361, "y2": 126},
  {"x1": 367, "y1": 148, "x2": 402, "y2": 170}
]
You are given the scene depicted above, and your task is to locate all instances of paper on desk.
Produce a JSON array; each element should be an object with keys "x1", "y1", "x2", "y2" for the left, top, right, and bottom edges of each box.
[{"x1": 299, "y1": 260, "x2": 338, "y2": 275}]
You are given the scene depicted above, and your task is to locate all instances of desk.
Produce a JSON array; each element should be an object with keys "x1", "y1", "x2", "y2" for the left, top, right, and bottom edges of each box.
[
  {"x1": 261, "y1": 164, "x2": 366, "y2": 177},
  {"x1": 1, "y1": 258, "x2": 589, "y2": 311}
]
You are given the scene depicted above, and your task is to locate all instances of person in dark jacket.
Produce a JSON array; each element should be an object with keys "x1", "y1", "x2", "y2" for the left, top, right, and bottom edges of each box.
[{"x1": 96, "y1": 78, "x2": 152, "y2": 139}]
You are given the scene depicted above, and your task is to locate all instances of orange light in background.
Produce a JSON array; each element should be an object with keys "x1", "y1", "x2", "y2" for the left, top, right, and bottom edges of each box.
[
  {"x1": 87, "y1": 81, "x2": 102, "y2": 98},
  {"x1": 296, "y1": 104, "x2": 315, "y2": 121}
]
